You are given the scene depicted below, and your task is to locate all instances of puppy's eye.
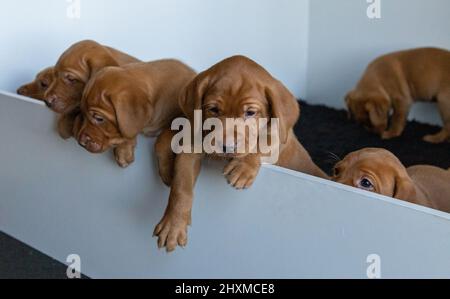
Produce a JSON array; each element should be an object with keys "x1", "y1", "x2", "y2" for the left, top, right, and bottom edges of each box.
[
  {"x1": 207, "y1": 107, "x2": 220, "y2": 115},
  {"x1": 357, "y1": 177, "x2": 375, "y2": 191},
  {"x1": 65, "y1": 75, "x2": 78, "y2": 84},
  {"x1": 40, "y1": 81, "x2": 49, "y2": 89},
  {"x1": 245, "y1": 110, "x2": 257, "y2": 118},
  {"x1": 92, "y1": 114, "x2": 105, "y2": 124}
]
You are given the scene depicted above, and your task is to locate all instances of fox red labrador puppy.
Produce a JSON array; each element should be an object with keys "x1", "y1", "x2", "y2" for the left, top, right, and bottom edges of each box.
[
  {"x1": 45, "y1": 40, "x2": 140, "y2": 140},
  {"x1": 346, "y1": 47, "x2": 450, "y2": 143},
  {"x1": 17, "y1": 66, "x2": 55, "y2": 101},
  {"x1": 154, "y1": 55, "x2": 328, "y2": 252},
  {"x1": 73, "y1": 60, "x2": 196, "y2": 171},
  {"x1": 333, "y1": 148, "x2": 450, "y2": 213}
]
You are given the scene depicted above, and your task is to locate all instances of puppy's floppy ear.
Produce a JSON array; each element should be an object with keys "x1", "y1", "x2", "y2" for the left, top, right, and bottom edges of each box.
[
  {"x1": 365, "y1": 101, "x2": 388, "y2": 132},
  {"x1": 178, "y1": 71, "x2": 210, "y2": 121},
  {"x1": 265, "y1": 80, "x2": 300, "y2": 144},
  {"x1": 83, "y1": 49, "x2": 119, "y2": 81},
  {"x1": 393, "y1": 172, "x2": 417, "y2": 201},
  {"x1": 110, "y1": 89, "x2": 153, "y2": 139}
]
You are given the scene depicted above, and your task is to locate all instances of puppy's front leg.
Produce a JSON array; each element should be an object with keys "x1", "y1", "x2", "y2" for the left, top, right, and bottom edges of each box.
[
  {"x1": 224, "y1": 154, "x2": 262, "y2": 190},
  {"x1": 382, "y1": 99, "x2": 411, "y2": 140},
  {"x1": 114, "y1": 138, "x2": 137, "y2": 168},
  {"x1": 424, "y1": 93, "x2": 450, "y2": 143},
  {"x1": 57, "y1": 110, "x2": 79, "y2": 140},
  {"x1": 155, "y1": 129, "x2": 176, "y2": 187},
  {"x1": 154, "y1": 153, "x2": 202, "y2": 252}
]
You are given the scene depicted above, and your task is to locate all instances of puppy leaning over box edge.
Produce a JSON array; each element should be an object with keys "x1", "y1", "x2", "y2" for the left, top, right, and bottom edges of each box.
[
  {"x1": 17, "y1": 66, "x2": 55, "y2": 101},
  {"x1": 346, "y1": 47, "x2": 450, "y2": 143},
  {"x1": 154, "y1": 55, "x2": 329, "y2": 252},
  {"x1": 333, "y1": 148, "x2": 450, "y2": 213},
  {"x1": 44, "y1": 40, "x2": 141, "y2": 140},
  {"x1": 73, "y1": 59, "x2": 196, "y2": 173}
]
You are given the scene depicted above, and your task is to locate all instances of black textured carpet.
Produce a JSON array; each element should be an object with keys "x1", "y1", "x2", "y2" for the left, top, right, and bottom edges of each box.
[
  {"x1": 0, "y1": 233, "x2": 85, "y2": 279},
  {"x1": 1, "y1": 100, "x2": 449, "y2": 278},
  {"x1": 296, "y1": 101, "x2": 450, "y2": 176}
]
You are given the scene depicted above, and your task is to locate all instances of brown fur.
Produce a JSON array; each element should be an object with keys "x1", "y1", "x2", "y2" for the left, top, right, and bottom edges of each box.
[
  {"x1": 17, "y1": 67, "x2": 55, "y2": 101},
  {"x1": 154, "y1": 55, "x2": 328, "y2": 252},
  {"x1": 346, "y1": 47, "x2": 450, "y2": 143},
  {"x1": 333, "y1": 148, "x2": 450, "y2": 213},
  {"x1": 43, "y1": 40, "x2": 141, "y2": 140},
  {"x1": 73, "y1": 60, "x2": 196, "y2": 169}
]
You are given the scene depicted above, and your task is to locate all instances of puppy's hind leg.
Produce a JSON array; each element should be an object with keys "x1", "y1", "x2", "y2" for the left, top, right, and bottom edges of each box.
[{"x1": 424, "y1": 92, "x2": 450, "y2": 144}]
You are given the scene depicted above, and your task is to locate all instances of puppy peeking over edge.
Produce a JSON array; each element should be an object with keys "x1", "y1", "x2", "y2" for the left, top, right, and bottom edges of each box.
[
  {"x1": 346, "y1": 47, "x2": 450, "y2": 143},
  {"x1": 154, "y1": 55, "x2": 328, "y2": 252},
  {"x1": 333, "y1": 148, "x2": 450, "y2": 213},
  {"x1": 17, "y1": 66, "x2": 55, "y2": 101},
  {"x1": 44, "y1": 40, "x2": 141, "y2": 141},
  {"x1": 73, "y1": 60, "x2": 196, "y2": 171}
]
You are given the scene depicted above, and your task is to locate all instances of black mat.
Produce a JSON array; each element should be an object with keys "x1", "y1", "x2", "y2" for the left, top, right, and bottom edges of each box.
[
  {"x1": 0, "y1": 232, "x2": 83, "y2": 279},
  {"x1": 1, "y1": 100, "x2": 449, "y2": 278},
  {"x1": 296, "y1": 101, "x2": 450, "y2": 176}
]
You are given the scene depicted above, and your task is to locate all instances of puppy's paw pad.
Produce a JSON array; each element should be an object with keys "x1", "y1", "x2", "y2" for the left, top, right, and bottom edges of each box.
[
  {"x1": 224, "y1": 160, "x2": 259, "y2": 190},
  {"x1": 153, "y1": 216, "x2": 189, "y2": 253}
]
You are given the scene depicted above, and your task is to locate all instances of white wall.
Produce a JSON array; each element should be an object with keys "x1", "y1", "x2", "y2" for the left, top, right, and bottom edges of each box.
[
  {"x1": 0, "y1": 0, "x2": 309, "y2": 98},
  {"x1": 306, "y1": 0, "x2": 450, "y2": 124},
  {"x1": 1, "y1": 0, "x2": 449, "y2": 124}
]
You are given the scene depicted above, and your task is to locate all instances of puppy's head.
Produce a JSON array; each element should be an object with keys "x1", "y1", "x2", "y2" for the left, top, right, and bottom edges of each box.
[
  {"x1": 333, "y1": 148, "x2": 416, "y2": 200},
  {"x1": 345, "y1": 91, "x2": 390, "y2": 135},
  {"x1": 17, "y1": 67, "x2": 55, "y2": 101},
  {"x1": 74, "y1": 67, "x2": 151, "y2": 154},
  {"x1": 45, "y1": 40, "x2": 119, "y2": 114},
  {"x1": 179, "y1": 55, "x2": 299, "y2": 159}
]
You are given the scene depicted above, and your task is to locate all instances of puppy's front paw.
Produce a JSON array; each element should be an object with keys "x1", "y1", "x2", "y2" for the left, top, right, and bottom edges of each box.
[
  {"x1": 381, "y1": 130, "x2": 401, "y2": 140},
  {"x1": 57, "y1": 117, "x2": 74, "y2": 140},
  {"x1": 114, "y1": 146, "x2": 135, "y2": 168},
  {"x1": 423, "y1": 131, "x2": 449, "y2": 144},
  {"x1": 153, "y1": 214, "x2": 189, "y2": 252},
  {"x1": 224, "y1": 158, "x2": 261, "y2": 190}
]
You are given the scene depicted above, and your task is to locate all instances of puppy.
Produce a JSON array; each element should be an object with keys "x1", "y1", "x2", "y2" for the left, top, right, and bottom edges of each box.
[
  {"x1": 17, "y1": 67, "x2": 54, "y2": 101},
  {"x1": 45, "y1": 40, "x2": 140, "y2": 139},
  {"x1": 346, "y1": 47, "x2": 450, "y2": 143},
  {"x1": 73, "y1": 60, "x2": 196, "y2": 170},
  {"x1": 154, "y1": 55, "x2": 328, "y2": 252},
  {"x1": 333, "y1": 148, "x2": 450, "y2": 213}
]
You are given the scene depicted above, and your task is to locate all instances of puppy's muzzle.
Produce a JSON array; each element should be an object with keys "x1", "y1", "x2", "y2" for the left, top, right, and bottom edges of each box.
[
  {"x1": 17, "y1": 86, "x2": 28, "y2": 96},
  {"x1": 44, "y1": 94, "x2": 58, "y2": 108},
  {"x1": 79, "y1": 133, "x2": 102, "y2": 153}
]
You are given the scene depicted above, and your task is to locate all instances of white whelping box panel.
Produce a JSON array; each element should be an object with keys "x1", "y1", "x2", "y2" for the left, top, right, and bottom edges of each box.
[{"x1": 1, "y1": 92, "x2": 450, "y2": 278}]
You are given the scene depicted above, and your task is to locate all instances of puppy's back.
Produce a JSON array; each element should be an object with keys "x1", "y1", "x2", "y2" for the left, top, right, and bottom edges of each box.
[
  {"x1": 408, "y1": 165, "x2": 450, "y2": 212},
  {"x1": 104, "y1": 46, "x2": 141, "y2": 64}
]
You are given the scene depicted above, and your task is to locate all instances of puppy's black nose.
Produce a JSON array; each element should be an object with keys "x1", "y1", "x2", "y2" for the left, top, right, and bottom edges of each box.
[
  {"x1": 79, "y1": 133, "x2": 92, "y2": 147},
  {"x1": 17, "y1": 87, "x2": 27, "y2": 95}
]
